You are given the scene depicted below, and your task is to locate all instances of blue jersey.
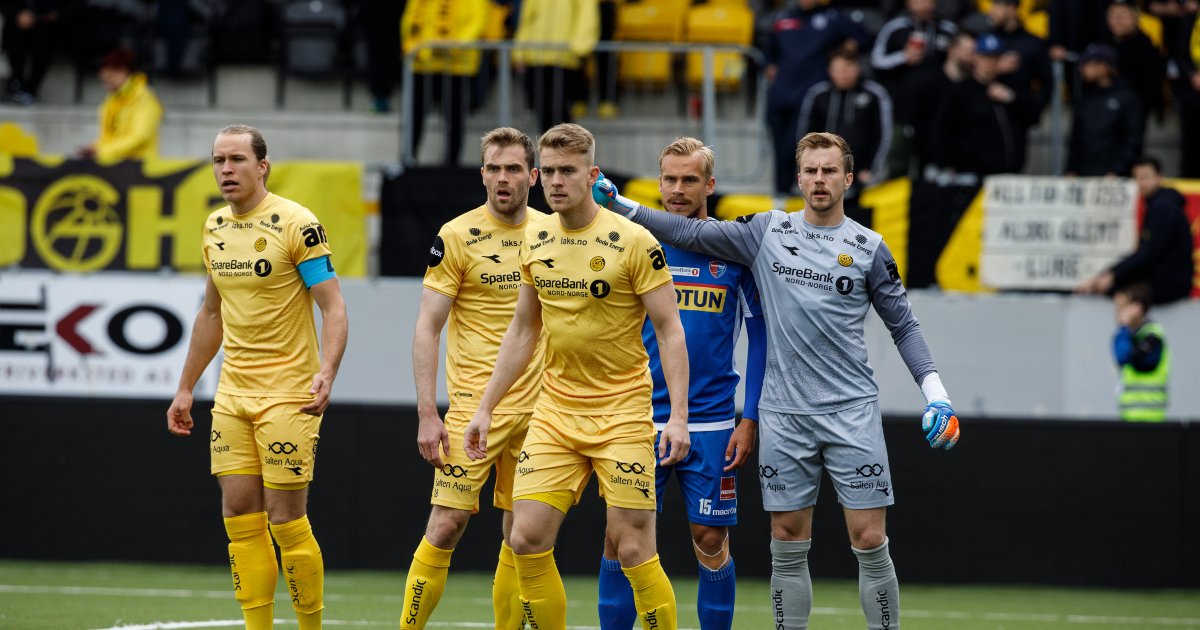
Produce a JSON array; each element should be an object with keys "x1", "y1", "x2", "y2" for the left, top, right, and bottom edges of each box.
[{"x1": 643, "y1": 241, "x2": 765, "y2": 426}]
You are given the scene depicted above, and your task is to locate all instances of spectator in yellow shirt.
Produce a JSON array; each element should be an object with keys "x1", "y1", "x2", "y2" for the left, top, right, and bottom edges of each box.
[
  {"x1": 78, "y1": 48, "x2": 163, "y2": 161},
  {"x1": 402, "y1": 0, "x2": 487, "y2": 166},
  {"x1": 513, "y1": 0, "x2": 599, "y2": 133}
]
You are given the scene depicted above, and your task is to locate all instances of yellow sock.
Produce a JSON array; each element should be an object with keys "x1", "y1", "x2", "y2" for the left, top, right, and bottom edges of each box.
[
  {"x1": 269, "y1": 516, "x2": 323, "y2": 630},
  {"x1": 623, "y1": 554, "x2": 678, "y2": 630},
  {"x1": 493, "y1": 541, "x2": 524, "y2": 629},
  {"x1": 514, "y1": 548, "x2": 566, "y2": 630},
  {"x1": 224, "y1": 512, "x2": 277, "y2": 630},
  {"x1": 400, "y1": 537, "x2": 454, "y2": 629}
]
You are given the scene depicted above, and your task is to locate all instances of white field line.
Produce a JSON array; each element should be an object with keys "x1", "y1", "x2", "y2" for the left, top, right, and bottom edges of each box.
[{"x1": 2, "y1": 584, "x2": 1197, "y2": 628}]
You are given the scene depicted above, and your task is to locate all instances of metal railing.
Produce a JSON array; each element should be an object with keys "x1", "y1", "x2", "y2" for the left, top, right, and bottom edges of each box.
[{"x1": 400, "y1": 40, "x2": 770, "y2": 185}]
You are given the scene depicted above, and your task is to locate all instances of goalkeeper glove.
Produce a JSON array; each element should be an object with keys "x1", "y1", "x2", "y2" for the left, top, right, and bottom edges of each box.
[
  {"x1": 592, "y1": 171, "x2": 639, "y2": 218},
  {"x1": 921, "y1": 401, "x2": 960, "y2": 450}
]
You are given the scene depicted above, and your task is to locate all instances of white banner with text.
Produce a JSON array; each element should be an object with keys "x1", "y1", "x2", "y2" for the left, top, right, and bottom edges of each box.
[
  {"x1": 981, "y1": 176, "x2": 1138, "y2": 289},
  {"x1": 0, "y1": 273, "x2": 219, "y2": 398}
]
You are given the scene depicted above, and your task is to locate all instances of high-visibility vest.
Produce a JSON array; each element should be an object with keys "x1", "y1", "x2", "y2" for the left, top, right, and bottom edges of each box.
[{"x1": 1119, "y1": 322, "x2": 1169, "y2": 422}]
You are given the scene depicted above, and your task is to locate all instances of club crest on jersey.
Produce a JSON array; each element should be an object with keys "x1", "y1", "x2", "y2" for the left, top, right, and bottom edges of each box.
[
  {"x1": 709, "y1": 261, "x2": 727, "y2": 278},
  {"x1": 838, "y1": 253, "x2": 853, "y2": 267}
]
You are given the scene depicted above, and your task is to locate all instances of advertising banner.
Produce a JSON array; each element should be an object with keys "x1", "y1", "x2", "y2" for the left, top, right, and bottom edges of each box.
[
  {"x1": 0, "y1": 157, "x2": 367, "y2": 276},
  {"x1": 0, "y1": 274, "x2": 219, "y2": 398},
  {"x1": 980, "y1": 176, "x2": 1139, "y2": 290}
]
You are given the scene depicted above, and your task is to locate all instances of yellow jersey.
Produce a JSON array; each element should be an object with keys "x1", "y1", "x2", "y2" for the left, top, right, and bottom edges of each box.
[
  {"x1": 202, "y1": 193, "x2": 333, "y2": 396},
  {"x1": 521, "y1": 209, "x2": 672, "y2": 414},
  {"x1": 424, "y1": 206, "x2": 551, "y2": 413},
  {"x1": 95, "y1": 72, "x2": 162, "y2": 161}
]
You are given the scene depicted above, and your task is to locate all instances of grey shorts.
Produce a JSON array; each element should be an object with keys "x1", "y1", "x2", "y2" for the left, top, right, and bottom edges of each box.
[{"x1": 758, "y1": 400, "x2": 894, "y2": 511}]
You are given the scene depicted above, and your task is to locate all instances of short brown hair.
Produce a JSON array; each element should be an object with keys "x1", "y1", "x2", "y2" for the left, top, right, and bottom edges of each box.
[
  {"x1": 1116, "y1": 281, "x2": 1154, "y2": 311},
  {"x1": 659, "y1": 137, "x2": 716, "y2": 180},
  {"x1": 217, "y1": 124, "x2": 270, "y2": 182},
  {"x1": 218, "y1": 124, "x2": 268, "y2": 161},
  {"x1": 538, "y1": 123, "x2": 595, "y2": 163},
  {"x1": 795, "y1": 132, "x2": 854, "y2": 174},
  {"x1": 481, "y1": 127, "x2": 536, "y2": 170},
  {"x1": 828, "y1": 46, "x2": 859, "y2": 65},
  {"x1": 99, "y1": 47, "x2": 137, "y2": 72}
]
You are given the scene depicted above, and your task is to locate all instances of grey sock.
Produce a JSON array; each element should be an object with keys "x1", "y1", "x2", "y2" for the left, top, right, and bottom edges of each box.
[
  {"x1": 769, "y1": 537, "x2": 813, "y2": 630},
  {"x1": 853, "y1": 537, "x2": 899, "y2": 630}
]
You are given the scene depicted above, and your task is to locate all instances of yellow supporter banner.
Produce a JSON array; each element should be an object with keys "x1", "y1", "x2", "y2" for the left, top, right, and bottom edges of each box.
[{"x1": 0, "y1": 156, "x2": 366, "y2": 276}]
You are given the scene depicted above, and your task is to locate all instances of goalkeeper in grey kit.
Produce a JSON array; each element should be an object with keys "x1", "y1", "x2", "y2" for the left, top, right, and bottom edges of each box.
[{"x1": 593, "y1": 131, "x2": 961, "y2": 630}]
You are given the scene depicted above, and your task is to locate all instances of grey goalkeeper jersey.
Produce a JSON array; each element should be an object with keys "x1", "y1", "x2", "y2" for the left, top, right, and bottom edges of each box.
[{"x1": 631, "y1": 206, "x2": 936, "y2": 414}]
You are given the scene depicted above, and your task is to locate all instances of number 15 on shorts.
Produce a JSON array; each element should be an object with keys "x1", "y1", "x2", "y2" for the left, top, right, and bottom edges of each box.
[{"x1": 699, "y1": 498, "x2": 712, "y2": 515}]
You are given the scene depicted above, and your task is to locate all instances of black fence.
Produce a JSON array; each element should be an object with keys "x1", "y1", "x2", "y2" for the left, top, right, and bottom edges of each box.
[{"x1": 2, "y1": 396, "x2": 1196, "y2": 588}]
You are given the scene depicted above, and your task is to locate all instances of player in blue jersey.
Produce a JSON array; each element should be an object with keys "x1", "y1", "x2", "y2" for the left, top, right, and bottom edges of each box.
[{"x1": 596, "y1": 138, "x2": 767, "y2": 630}]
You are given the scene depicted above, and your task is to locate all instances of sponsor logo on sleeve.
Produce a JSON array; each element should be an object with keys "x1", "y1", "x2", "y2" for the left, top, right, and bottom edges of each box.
[{"x1": 428, "y1": 236, "x2": 445, "y2": 267}]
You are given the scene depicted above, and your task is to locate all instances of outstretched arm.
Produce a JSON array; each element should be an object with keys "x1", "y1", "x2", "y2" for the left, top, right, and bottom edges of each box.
[{"x1": 593, "y1": 174, "x2": 769, "y2": 267}]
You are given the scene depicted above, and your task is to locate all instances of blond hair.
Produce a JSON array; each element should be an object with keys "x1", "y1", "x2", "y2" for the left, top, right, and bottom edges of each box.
[
  {"x1": 537, "y1": 123, "x2": 595, "y2": 163},
  {"x1": 659, "y1": 137, "x2": 716, "y2": 180},
  {"x1": 217, "y1": 124, "x2": 270, "y2": 183},
  {"x1": 794, "y1": 132, "x2": 854, "y2": 174},
  {"x1": 481, "y1": 127, "x2": 536, "y2": 170}
]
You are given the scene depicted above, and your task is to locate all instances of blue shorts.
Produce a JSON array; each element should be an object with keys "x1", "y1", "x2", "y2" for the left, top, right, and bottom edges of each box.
[{"x1": 654, "y1": 426, "x2": 738, "y2": 526}]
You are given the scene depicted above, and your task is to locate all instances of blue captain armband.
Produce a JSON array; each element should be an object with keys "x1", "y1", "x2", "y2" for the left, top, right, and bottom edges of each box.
[{"x1": 298, "y1": 255, "x2": 336, "y2": 288}]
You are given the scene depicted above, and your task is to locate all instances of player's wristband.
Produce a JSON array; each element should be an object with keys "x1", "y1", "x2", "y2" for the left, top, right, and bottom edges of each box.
[{"x1": 920, "y1": 372, "x2": 951, "y2": 407}]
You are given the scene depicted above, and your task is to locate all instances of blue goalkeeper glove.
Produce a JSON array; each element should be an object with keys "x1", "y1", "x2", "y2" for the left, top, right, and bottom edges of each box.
[
  {"x1": 592, "y1": 171, "x2": 639, "y2": 218},
  {"x1": 921, "y1": 401, "x2": 960, "y2": 450}
]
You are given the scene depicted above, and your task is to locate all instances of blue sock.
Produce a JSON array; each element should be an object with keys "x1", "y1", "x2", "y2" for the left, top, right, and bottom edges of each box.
[
  {"x1": 597, "y1": 556, "x2": 637, "y2": 630},
  {"x1": 697, "y1": 557, "x2": 737, "y2": 630}
]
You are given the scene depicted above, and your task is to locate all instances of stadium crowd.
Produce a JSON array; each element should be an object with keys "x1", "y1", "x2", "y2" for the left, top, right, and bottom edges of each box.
[{"x1": 3, "y1": 0, "x2": 1198, "y2": 180}]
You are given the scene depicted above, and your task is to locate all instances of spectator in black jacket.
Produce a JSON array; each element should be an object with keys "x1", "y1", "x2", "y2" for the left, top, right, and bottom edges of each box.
[
  {"x1": 987, "y1": 0, "x2": 1052, "y2": 171},
  {"x1": 870, "y1": 0, "x2": 957, "y2": 177},
  {"x1": 927, "y1": 34, "x2": 1021, "y2": 182},
  {"x1": 1076, "y1": 156, "x2": 1195, "y2": 304},
  {"x1": 1048, "y1": 0, "x2": 1111, "y2": 62},
  {"x1": 1106, "y1": 0, "x2": 1167, "y2": 123},
  {"x1": 1067, "y1": 43, "x2": 1144, "y2": 177},
  {"x1": 763, "y1": 0, "x2": 868, "y2": 199},
  {"x1": 797, "y1": 48, "x2": 893, "y2": 188},
  {"x1": 1, "y1": 0, "x2": 76, "y2": 104},
  {"x1": 910, "y1": 30, "x2": 975, "y2": 171},
  {"x1": 1163, "y1": 6, "x2": 1200, "y2": 177}
]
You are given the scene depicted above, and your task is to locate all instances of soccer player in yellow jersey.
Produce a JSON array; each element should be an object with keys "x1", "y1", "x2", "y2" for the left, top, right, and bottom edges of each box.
[
  {"x1": 402, "y1": 127, "x2": 551, "y2": 629},
  {"x1": 466, "y1": 123, "x2": 691, "y2": 630},
  {"x1": 167, "y1": 124, "x2": 348, "y2": 630}
]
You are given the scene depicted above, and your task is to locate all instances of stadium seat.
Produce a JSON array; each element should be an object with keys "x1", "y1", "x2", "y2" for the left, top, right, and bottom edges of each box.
[
  {"x1": 713, "y1": 194, "x2": 773, "y2": 221},
  {"x1": 685, "y1": 3, "x2": 753, "y2": 92},
  {"x1": 209, "y1": 0, "x2": 277, "y2": 64},
  {"x1": 616, "y1": 0, "x2": 688, "y2": 87},
  {"x1": 276, "y1": 0, "x2": 351, "y2": 109}
]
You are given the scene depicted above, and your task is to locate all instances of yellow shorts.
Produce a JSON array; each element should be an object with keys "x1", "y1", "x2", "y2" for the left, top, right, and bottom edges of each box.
[
  {"x1": 514, "y1": 406, "x2": 656, "y2": 511},
  {"x1": 431, "y1": 410, "x2": 531, "y2": 512},
  {"x1": 210, "y1": 392, "x2": 322, "y2": 487}
]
